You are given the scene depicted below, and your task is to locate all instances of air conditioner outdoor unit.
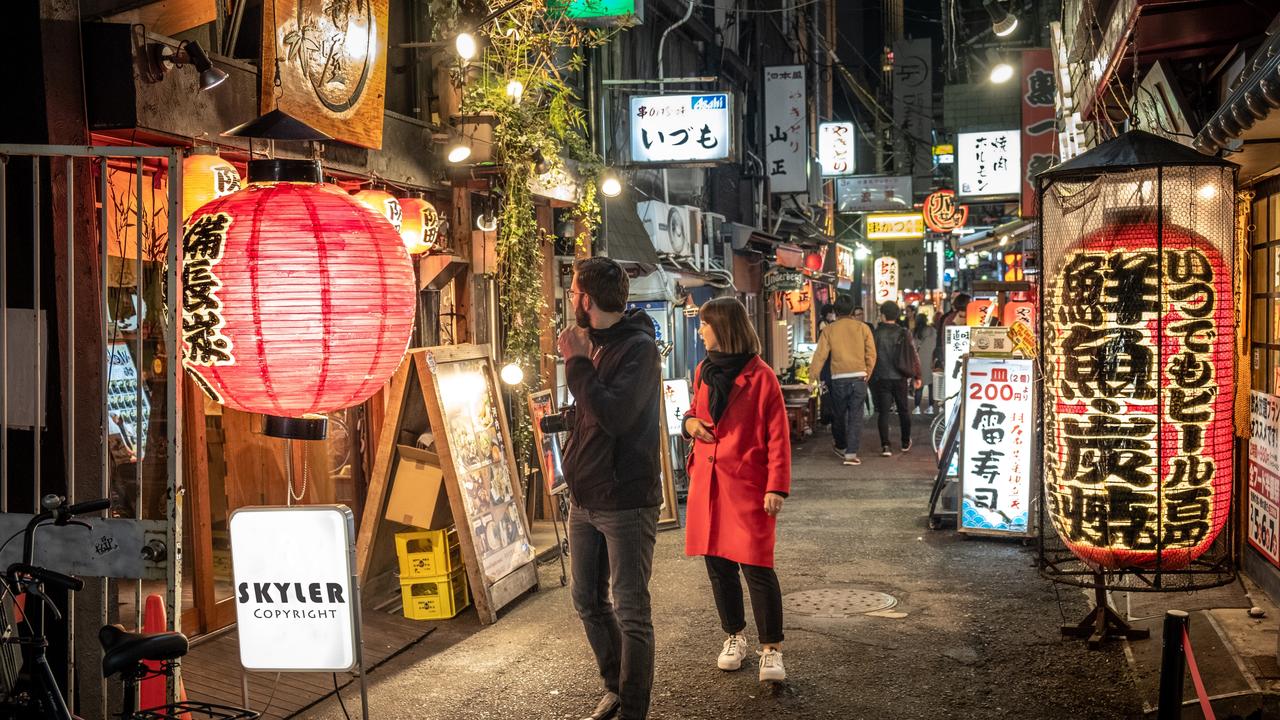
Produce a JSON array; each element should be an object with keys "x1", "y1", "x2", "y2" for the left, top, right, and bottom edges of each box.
[
  {"x1": 685, "y1": 206, "x2": 703, "y2": 264},
  {"x1": 637, "y1": 200, "x2": 693, "y2": 256}
]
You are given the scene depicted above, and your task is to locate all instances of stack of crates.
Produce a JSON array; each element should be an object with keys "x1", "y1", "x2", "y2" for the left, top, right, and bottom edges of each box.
[{"x1": 395, "y1": 527, "x2": 469, "y2": 620}]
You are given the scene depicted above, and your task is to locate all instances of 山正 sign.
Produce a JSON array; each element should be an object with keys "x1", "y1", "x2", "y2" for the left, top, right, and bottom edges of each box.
[
  {"x1": 230, "y1": 506, "x2": 360, "y2": 672},
  {"x1": 764, "y1": 66, "x2": 808, "y2": 193},
  {"x1": 629, "y1": 93, "x2": 733, "y2": 164},
  {"x1": 957, "y1": 130, "x2": 1021, "y2": 198},
  {"x1": 1249, "y1": 391, "x2": 1280, "y2": 566},
  {"x1": 960, "y1": 357, "x2": 1034, "y2": 535}
]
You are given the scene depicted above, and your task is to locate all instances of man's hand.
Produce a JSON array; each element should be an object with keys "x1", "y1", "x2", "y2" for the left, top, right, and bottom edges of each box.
[
  {"x1": 684, "y1": 417, "x2": 715, "y2": 442},
  {"x1": 764, "y1": 492, "x2": 785, "y2": 516},
  {"x1": 558, "y1": 326, "x2": 592, "y2": 360}
]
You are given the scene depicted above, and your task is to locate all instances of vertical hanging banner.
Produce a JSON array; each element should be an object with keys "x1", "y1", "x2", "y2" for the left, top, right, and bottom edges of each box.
[
  {"x1": 1021, "y1": 49, "x2": 1058, "y2": 217},
  {"x1": 1249, "y1": 391, "x2": 1280, "y2": 566},
  {"x1": 818, "y1": 122, "x2": 856, "y2": 176},
  {"x1": 943, "y1": 326, "x2": 971, "y2": 478},
  {"x1": 261, "y1": 0, "x2": 391, "y2": 149},
  {"x1": 764, "y1": 65, "x2": 808, "y2": 194},
  {"x1": 873, "y1": 257, "x2": 899, "y2": 304},
  {"x1": 892, "y1": 39, "x2": 933, "y2": 196},
  {"x1": 960, "y1": 357, "x2": 1035, "y2": 535}
]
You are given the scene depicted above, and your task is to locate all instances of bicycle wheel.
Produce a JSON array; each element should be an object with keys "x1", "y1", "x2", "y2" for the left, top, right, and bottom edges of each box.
[{"x1": 930, "y1": 411, "x2": 947, "y2": 455}]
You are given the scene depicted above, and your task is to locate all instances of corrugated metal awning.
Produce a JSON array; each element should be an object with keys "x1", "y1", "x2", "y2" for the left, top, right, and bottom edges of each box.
[{"x1": 603, "y1": 197, "x2": 660, "y2": 266}]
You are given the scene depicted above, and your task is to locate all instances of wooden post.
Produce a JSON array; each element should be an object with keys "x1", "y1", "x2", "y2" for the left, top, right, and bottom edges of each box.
[{"x1": 451, "y1": 186, "x2": 473, "y2": 344}]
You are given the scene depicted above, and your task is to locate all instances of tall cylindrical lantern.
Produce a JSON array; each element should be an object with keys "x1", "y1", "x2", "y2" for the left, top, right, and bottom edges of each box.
[
  {"x1": 1038, "y1": 130, "x2": 1237, "y2": 571},
  {"x1": 181, "y1": 159, "x2": 416, "y2": 426},
  {"x1": 182, "y1": 148, "x2": 241, "y2": 220},
  {"x1": 398, "y1": 196, "x2": 441, "y2": 255},
  {"x1": 353, "y1": 188, "x2": 403, "y2": 233}
]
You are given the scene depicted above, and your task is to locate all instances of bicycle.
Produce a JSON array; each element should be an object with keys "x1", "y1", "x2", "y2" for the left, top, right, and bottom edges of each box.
[{"x1": 2, "y1": 494, "x2": 259, "y2": 719}]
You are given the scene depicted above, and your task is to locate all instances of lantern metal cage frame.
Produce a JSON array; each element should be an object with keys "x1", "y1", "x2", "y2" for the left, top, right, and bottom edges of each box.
[{"x1": 1033, "y1": 130, "x2": 1242, "y2": 644}]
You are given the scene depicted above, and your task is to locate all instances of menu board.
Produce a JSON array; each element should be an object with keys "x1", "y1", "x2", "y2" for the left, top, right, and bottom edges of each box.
[
  {"x1": 1249, "y1": 391, "x2": 1280, "y2": 565},
  {"x1": 107, "y1": 342, "x2": 149, "y2": 462},
  {"x1": 960, "y1": 357, "x2": 1034, "y2": 535}
]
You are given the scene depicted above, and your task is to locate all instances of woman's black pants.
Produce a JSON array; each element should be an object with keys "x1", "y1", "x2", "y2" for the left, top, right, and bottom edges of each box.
[{"x1": 704, "y1": 555, "x2": 784, "y2": 644}]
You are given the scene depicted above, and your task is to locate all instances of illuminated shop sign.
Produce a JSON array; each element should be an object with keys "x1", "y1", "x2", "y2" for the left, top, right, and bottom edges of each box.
[
  {"x1": 629, "y1": 93, "x2": 733, "y2": 164},
  {"x1": 866, "y1": 212, "x2": 925, "y2": 240}
]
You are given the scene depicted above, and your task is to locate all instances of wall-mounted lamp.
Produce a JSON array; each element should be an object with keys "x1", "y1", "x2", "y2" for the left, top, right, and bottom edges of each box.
[
  {"x1": 148, "y1": 40, "x2": 228, "y2": 91},
  {"x1": 984, "y1": 0, "x2": 1019, "y2": 37}
]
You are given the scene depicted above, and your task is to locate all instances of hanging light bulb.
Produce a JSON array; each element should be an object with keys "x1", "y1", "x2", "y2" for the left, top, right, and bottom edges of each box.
[
  {"x1": 447, "y1": 143, "x2": 472, "y2": 164},
  {"x1": 500, "y1": 362, "x2": 524, "y2": 386},
  {"x1": 987, "y1": 49, "x2": 1014, "y2": 84},
  {"x1": 506, "y1": 79, "x2": 525, "y2": 103},
  {"x1": 600, "y1": 172, "x2": 622, "y2": 198},
  {"x1": 984, "y1": 0, "x2": 1019, "y2": 37},
  {"x1": 455, "y1": 32, "x2": 477, "y2": 62}
]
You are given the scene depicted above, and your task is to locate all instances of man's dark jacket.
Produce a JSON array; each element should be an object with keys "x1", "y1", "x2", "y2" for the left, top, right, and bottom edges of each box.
[
  {"x1": 871, "y1": 322, "x2": 915, "y2": 382},
  {"x1": 563, "y1": 309, "x2": 663, "y2": 510}
]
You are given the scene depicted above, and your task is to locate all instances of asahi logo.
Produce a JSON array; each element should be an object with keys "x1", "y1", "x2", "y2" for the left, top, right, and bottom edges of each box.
[
  {"x1": 238, "y1": 581, "x2": 347, "y2": 620},
  {"x1": 690, "y1": 94, "x2": 727, "y2": 111}
]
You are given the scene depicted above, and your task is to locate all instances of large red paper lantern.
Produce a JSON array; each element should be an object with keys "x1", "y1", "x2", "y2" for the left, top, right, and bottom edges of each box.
[
  {"x1": 181, "y1": 159, "x2": 416, "y2": 419},
  {"x1": 1044, "y1": 220, "x2": 1233, "y2": 570}
]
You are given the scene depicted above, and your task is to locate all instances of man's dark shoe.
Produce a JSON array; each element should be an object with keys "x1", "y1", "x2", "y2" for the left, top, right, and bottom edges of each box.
[{"x1": 582, "y1": 692, "x2": 620, "y2": 720}]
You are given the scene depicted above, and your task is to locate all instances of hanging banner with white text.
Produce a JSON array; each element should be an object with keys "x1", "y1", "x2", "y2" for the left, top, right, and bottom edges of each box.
[{"x1": 764, "y1": 65, "x2": 808, "y2": 193}]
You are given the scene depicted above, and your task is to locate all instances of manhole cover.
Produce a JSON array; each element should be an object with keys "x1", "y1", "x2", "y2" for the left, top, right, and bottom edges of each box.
[{"x1": 783, "y1": 588, "x2": 898, "y2": 618}]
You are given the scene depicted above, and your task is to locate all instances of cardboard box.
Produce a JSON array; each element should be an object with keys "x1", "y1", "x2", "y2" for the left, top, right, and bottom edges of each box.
[{"x1": 385, "y1": 445, "x2": 452, "y2": 529}]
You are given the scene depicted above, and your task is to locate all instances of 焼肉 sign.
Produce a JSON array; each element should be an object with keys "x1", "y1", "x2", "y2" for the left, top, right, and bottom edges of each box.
[
  {"x1": 961, "y1": 357, "x2": 1034, "y2": 535},
  {"x1": 1044, "y1": 221, "x2": 1233, "y2": 569},
  {"x1": 1249, "y1": 391, "x2": 1280, "y2": 566},
  {"x1": 957, "y1": 130, "x2": 1021, "y2": 198},
  {"x1": 629, "y1": 94, "x2": 733, "y2": 164},
  {"x1": 230, "y1": 506, "x2": 360, "y2": 671}
]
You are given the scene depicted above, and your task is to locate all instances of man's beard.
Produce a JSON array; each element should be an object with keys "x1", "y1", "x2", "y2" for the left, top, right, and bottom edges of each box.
[{"x1": 574, "y1": 298, "x2": 591, "y2": 329}]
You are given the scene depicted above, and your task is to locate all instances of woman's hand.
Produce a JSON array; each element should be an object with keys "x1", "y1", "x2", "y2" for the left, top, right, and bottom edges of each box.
[
  {"x1": 684, "y1": 417, "x2": 715, "y2": 442},
  {"x1": 764, "y1": 492, "x2": 785, "y2": 516}
]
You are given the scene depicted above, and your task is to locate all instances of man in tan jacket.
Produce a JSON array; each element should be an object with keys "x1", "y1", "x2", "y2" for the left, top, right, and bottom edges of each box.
[{"x1": 810, "y1": 294, "x2": 877, "y2": 465}]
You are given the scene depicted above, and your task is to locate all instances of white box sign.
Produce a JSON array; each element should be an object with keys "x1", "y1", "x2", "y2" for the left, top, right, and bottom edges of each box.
[
  {"x1": 957, "y1": 130, "x2": 1022, "y2": 198},
  {"x1": 662, "y1": 379, "x2": 691, "y2": 437},
  {"x1": 764, "y1": 65, "x2": 808, "y2": 193},
  {"x1": 818, "y1": 122, "x2": 855, "y2": 176},
  {"x1": 629, "y1": 93, "x2": 733, "y2": 164},
  {"x1": 960, "y1": 357, "x2": 1034, "y2": 535},
  {"x1": 231, "y1": 506, "x2": 359, "y2": 672}
]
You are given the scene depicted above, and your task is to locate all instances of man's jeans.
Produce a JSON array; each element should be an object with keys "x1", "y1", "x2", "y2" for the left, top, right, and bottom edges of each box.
[
  {"x1": 569, "y1": 504, "x2": 660, "y2": 720},
  {"x1": 829, "y1": 377, "x2": 869, "y2": 457},
  {"x1": 871, "y1": 378, "x2": 912, "y2": 448}
]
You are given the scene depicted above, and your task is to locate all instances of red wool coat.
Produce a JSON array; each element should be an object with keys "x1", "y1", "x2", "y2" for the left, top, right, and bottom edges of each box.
[{"x1": 683, "y1": 356, "x2": 792, "y2": 568}]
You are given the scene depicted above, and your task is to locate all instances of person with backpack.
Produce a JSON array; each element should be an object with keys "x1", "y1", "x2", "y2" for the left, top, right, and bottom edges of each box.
[{"x1": 870, "y1": 301, "x2": 921, "y2": 457}]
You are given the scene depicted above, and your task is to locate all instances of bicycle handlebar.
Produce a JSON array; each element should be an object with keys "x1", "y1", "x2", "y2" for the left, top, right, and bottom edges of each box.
[
  {"x1": 6, "y1": 564, "x2": 83, "y2": 593},
  {"x1": 64, "y1": 498, "x2": 111, "y2": 517}
]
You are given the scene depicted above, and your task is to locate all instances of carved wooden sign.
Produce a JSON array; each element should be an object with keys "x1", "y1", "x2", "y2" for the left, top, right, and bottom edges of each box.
[{"x1": 261, "y1": 0, "x2": 390, "y2": 149}]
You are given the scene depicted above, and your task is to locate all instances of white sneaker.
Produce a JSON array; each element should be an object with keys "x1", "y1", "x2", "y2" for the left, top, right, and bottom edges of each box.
[
  {"x1": 717, "y1": 633, "x2": 748, "y2": 671},
  {"x1": 912, "y1": 407, "x2": 921, "y2": 415},
  {"x1": 758, "y1": 648, "x2": 786, "y2": 682}
]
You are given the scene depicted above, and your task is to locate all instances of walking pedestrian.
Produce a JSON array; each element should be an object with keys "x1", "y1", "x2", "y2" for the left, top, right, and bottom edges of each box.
[
  {"x1": 912, "y1": 314, "x2": 937, "y2": 414},
  {"x1": 809, "y1": 294, "x2": 877, "y2": 466},
  {"x1": 682, "y1": 297, "x2": 792, "y2": 685},
  {"x1": 816, "y1": 303, "x2": 836, "y2": 426},
  {"x1": 870, "y1": 301, "x2": 921, "y2": 456},
  {"x1": 558, "y1": 257, "x2": 663, "y2": 720}
]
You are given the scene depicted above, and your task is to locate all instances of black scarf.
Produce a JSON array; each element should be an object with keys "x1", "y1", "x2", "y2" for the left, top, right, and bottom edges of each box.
[{"x1": 701, "y1": 351, "x2": 754, "y2": 422}]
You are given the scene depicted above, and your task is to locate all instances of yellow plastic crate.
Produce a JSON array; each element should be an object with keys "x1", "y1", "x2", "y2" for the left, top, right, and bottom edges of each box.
[
  {"x1": 400, "y1": 568, "x2": 469, "y2": 621},
  {"x1": 395, "y1": 528, "x2": 462, "y2": 580}
]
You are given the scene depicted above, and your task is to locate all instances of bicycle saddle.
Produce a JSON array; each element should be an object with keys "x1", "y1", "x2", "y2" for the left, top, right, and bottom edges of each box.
[{"x1": 98, "y1": 624, "x2": 189, "y2": 678}]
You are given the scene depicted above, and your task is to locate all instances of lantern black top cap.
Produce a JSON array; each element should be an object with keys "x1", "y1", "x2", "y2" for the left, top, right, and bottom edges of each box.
[
  {"x1": 222, "y1": 109, "x2": 332, "y2": 141},
  {"x1": 247, "y1": 159, "x2": 323, "y2": 184},
  {"x1": 1039, "y1": 129, "x2": 1237, "y2": 182}
]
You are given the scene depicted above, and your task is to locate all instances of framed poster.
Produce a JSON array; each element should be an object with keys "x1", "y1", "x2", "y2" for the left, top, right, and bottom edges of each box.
[
  {"x1": 261, "y1": 0, "x2": 390, "y2": 149},
  {"x1": 1249, "y1": 391, "x2": 1280, "y2": 566},
  {"x1": 959, "y1": 357, "x2": 1035, "y2": 536},
  {"x1": 528, "y1": 390, "x2": 568, "y2": 496}
]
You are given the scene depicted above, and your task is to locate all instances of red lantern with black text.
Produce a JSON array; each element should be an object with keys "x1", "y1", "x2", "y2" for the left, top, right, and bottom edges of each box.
[
  {"x1": 398, "y1": 197, "x2": 441, "y2": 254},
  {"x1": 1038, "y1": 130, "x2": 1236, "y2": 576},
  {"x1": 181, "y1": 159, "x2": 416, "y2": 422}
]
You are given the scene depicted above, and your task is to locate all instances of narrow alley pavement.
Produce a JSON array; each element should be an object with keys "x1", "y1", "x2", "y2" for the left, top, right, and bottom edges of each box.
[{"x1": 308, "y1": 421, "x2": 1143, "y2": 720}]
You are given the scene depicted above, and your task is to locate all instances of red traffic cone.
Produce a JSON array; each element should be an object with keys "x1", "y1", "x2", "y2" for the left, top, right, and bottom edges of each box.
[{"x1": 140, "y1": 594, "x2": 190, "y2": 718}]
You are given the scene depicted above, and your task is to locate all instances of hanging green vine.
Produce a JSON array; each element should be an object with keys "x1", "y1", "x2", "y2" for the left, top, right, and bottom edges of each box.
[{"x1": 432, "y1": 0, "x2": 612, "y2": 458}]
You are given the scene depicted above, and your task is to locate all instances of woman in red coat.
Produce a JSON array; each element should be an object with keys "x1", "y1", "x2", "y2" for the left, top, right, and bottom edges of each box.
[{"x1": 683, "y1": 297, "x2": 792, "y2": 684}]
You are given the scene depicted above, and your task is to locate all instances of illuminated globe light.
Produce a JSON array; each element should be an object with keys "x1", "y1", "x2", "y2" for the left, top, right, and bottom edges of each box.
[
  {"x1": 181, "y1": 159, "x2": 416, "y2": 420},
  {"x1": 803, "y1": 252, "x2": 823, "y2": 272},
  {"x1": 398, "y1": 197, "x2": 441, "y2": 255},
  {"x1": 990, "y1": 61, "x2": 1014, "y2": 84},
  {"x1": 455, "y1": 32, "x2": 477, "y2": 61},
  {"x1": 1043, "y1": 220, "x2": 1233, "y2": 570},
  {"x1": 500, "y1": 362, "x2": 524, "y2": 386},
  {"x1": 182, "y1": 149, "x2": 241, "y2": 220},
  {"x1": 352, "y1": 189, "x2": 403, "y2": 232},
  {"x1": 600, "y1": 174, "x2": 622, "y2": 198},
  {"x1": 447, "y1": 144, "x2": 472, "y2": 164},
  {"x1": 505, "y1": 79, "x2": 525, "y2": 103}
]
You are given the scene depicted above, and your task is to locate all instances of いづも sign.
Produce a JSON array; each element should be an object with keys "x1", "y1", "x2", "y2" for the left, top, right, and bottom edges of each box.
[{"x1": 629, "y1": 94, "x2": 733, "y2": 164}]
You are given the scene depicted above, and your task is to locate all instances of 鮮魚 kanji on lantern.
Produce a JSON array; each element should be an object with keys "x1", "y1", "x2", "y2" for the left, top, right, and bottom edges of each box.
[{"x1": 181, "y1": 159, "x2": 417, "y2": 419}]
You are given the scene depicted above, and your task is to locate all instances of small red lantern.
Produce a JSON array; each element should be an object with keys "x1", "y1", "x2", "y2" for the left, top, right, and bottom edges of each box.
[
  {"x1": 353, "y1": 188, "x2": 403, "y2": 232},
  {"x1": 182, "y1": 160, "x2": 416, "y2": 422},
  {"x1": 398, "y1": 197, "x2": 441, "y2": 255},
  {"x1": 803, "y1": 252, "x2": 823, "y2": 272}
]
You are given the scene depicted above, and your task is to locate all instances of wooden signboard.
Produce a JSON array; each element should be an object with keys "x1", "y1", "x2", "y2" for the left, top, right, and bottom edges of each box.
[
  {"x1": 261, "y1": 0, "x2": 390, "y2": 149},
  {"x1": 656, "y1": 381, "x2": 681, "y2": 529},
  {"x1": 356, "y1": 346, "x2": 537, "y2": 624}
]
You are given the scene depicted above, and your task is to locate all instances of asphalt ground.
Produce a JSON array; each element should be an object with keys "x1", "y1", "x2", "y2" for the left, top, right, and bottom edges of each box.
[{"x1": 306, "y1": 414, "x2": 1143, "y2": 720}]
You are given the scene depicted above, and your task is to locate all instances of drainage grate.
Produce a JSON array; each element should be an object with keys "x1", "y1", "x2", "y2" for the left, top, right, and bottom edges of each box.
[{"x1": 783, "y1": 588, "x2": 898, "y2": 618}]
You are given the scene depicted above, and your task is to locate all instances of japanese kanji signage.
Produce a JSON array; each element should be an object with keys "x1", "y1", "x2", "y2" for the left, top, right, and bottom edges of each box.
[
  {"x1": 892, "y1": 38, "x2": 933, "y2": 194},
  {"x1": 764, "y1": 65, "x2": 808, "y2": 193},
  {"x1": 835, "y1": 244, "x2": 856, "y2": 283},
  {"x1": 836, "y1": 175, "x2": 912, "y2": 213},
  {"x1": 818, "y1": 122, "x2": 856, "y2": 177},
  {"x1": 943, "y1": 326, "x2": 971, "y2": 478},
  {"x1": 1044, "y1": 221, "x2": 1234, "y2": 569},
  {"x1": 873, "y1": 257, "x2": 899, "y2": 304},
  {"x1": 957, "y1": 130, "x2": 1021, "y2": 198},
  {"x1": 922, "y1": 189, "x2": 968, "y2": 233},
  {"x1": 629, "y1": 93, "x2": 733, "y2": 164},
  {"x1": 866, "y1": 212, "x2": 925, "y2": 241},
  {"x1": 1249, "y1": 391, "x2": 1280, "y2": 566},
  {"x1": 961, "y1": 357, "x2": 1034, "y2": 535},
  {"x1": 1021, "y1": 49, "x2": 1058, "y2": 217}
]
